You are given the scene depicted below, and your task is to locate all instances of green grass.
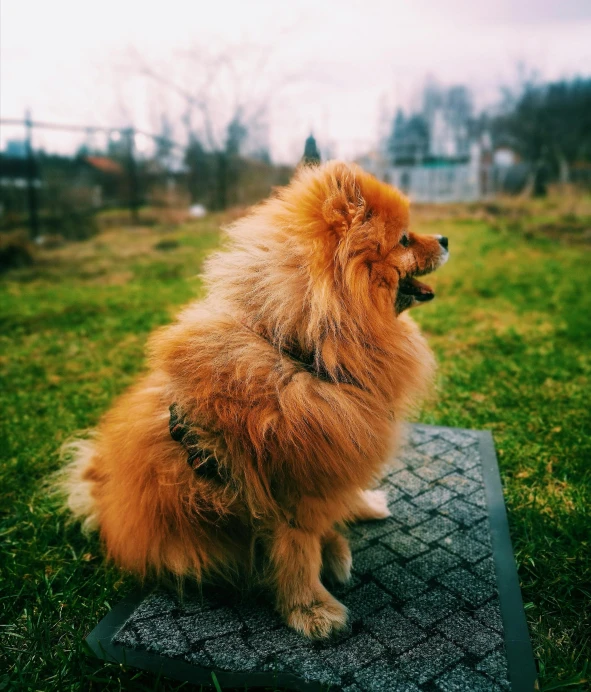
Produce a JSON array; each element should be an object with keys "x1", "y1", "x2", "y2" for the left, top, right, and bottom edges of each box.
[{"x1": 1, "y1": 206, "x2": 590, "y2": 691}]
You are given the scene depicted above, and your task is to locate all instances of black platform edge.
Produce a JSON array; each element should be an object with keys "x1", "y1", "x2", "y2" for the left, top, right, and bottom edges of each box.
[
  {"x1": 85, "y1": 593, "x2": 320, "y2": 691},
  {"x1": 409, "y1": 425, "x2": 538, "y2": 692},
  {"x1": 477, "y1": 429, "x2": 538, "y2": 692},
  {"x1": 85, "y1": 424, "x2": 538, "y2": 692}
]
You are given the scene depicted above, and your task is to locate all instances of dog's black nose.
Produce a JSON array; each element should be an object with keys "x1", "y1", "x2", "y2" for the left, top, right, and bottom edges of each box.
[{"x1": 438, "y1": 236, "x2": 449, "y2": 250}]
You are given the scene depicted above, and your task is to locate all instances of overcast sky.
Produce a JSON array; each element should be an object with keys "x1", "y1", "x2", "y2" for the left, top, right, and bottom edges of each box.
[{"x1": 1, "y1": 0, "x2": 590, "y2": 163}]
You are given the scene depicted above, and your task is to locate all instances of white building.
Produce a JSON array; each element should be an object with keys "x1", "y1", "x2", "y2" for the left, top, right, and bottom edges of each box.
[{"x1": 358, "y1": 110, "x2": 495, "y2": 202}]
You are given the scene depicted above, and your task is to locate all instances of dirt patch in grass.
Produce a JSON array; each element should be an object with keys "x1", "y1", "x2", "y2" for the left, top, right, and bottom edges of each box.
[
  {"x1": 532, "y1": 219, "x2": 591, "y2": 243},
  {"x1": 413, "y1": 191, "x2": 591, "y2": 245}
]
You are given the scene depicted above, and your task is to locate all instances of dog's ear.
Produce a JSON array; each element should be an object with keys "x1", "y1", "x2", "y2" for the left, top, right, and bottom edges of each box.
[
  {"x1": 322, "y1": 196, "x2": 356, "y2": 235},
  {"x1": 321, "y1": 166, "x2": 365, "y2": 236}
]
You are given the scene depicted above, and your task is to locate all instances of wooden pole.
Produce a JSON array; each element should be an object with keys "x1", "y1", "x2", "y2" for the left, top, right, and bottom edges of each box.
[
  {"x1": 125, "y1": 127, "x2": 139, "y2": 224},
  {"x1": 24, "y1": 109, "x2": 40, "y2": 238}
]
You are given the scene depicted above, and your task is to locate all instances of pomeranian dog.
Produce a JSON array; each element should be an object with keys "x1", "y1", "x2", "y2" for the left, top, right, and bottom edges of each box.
[{"x1": 62, "y1": 161, "x2": 448, "y2": 639}]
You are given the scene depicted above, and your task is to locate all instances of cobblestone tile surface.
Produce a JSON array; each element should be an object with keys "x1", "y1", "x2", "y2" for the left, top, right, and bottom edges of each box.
[{"x1": 112, "y1": 425, "x2": 511, "y2": 691}]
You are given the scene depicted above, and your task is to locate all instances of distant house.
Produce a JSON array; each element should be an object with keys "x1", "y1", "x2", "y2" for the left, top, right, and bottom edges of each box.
[
  {"x1": 84, "y1": 156, "x2": 124, "y2": 176},
  {"x1": 386, "y1": 151, "x2": 486, "y2": 203},
  {"x1": 5, "y1": 140, "x2": 27, "y2": 159},
  {"x1": 359, "y1": 105, "x2": 496, "y2": 202},
  {"x1": 357, "y1": 145, "x2": 493, "y2": 204},
  {"x1": 76, "y1": 156, "x2": 125, "y2": 207},
  {"x1": 0, "y1": 151, "x2": 127, "y2": 222}
]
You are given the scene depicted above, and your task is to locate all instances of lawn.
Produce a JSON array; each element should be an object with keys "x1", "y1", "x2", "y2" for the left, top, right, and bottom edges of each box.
[{"x1": 1, "y1": 198, "x2": 590, "y2": 691}]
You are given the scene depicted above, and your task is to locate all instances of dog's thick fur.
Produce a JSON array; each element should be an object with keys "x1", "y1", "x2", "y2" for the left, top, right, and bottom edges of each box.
[{"x1": 62, "y1": 162, "x2": 448, "y2": 638}]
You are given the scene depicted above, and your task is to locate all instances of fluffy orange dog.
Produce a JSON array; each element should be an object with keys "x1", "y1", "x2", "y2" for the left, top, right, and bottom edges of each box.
[{"x1": 62, "y1": 161, "x2": 448, "y2": 639}]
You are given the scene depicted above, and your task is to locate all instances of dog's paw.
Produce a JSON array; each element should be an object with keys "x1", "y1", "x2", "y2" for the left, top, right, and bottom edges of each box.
[
  {"x1": 287, "y1": 595, "x2": 348, "y2": 639},
  {"x1": 355, "y1": 489, "x2": 391, "y2": 521},
  {"x1": 322, "y1": 532, "x2": 352, "y2": 584}
]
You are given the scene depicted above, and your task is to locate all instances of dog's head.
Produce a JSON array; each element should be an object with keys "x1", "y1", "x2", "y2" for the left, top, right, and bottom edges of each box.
[
  {"x1": 206, "y1": 161, "x2": 448, "y2": 356},
  {"x1": 286, "y1": 161, "x2": 449, "y2": 318}
]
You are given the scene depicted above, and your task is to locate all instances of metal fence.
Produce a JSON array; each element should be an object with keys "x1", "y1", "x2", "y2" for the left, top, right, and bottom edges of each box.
[{"x1": 0, "y1": 113, "x2": 292, "y2": 239}]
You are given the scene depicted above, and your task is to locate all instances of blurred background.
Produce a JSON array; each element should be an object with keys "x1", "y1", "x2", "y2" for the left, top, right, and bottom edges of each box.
[
  {"x1": 1, "y1": 0, "x2": 590, "y2": 250},
  {"x1": 2, "y1": 4, "x2": 591, "y2": 691}
]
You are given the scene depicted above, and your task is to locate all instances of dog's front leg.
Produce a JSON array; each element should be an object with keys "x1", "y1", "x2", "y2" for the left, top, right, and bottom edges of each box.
[
  {"x1": 321, "y1": 528, "x2": 352, "y2": 584},
  {"x1": 271, "y1": 523, "x2": 348, "y2": 639}
]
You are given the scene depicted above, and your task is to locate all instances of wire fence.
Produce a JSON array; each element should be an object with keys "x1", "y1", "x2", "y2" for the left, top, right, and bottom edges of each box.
[{"x1": 0, "y1": 113, "x2": 293, "y2": 240}]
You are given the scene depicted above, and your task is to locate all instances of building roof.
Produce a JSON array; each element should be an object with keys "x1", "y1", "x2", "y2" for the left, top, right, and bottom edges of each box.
[{"x1": 84, "y1": 156, "x2": 124, "y2": 175}]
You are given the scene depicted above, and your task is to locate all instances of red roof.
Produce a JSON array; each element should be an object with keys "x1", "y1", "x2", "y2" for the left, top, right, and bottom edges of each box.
[{"x1": 85, "y1": 156, "x2": 124, "y2": 175}]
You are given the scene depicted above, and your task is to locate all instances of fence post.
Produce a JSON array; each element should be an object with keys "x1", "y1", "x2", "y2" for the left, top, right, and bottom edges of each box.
[
  {"x1": 24, "y1": 109, "x2": 40, "y2": 238},
  {"x1": 125, "y1": 127, "x2": 139, "y2": 224}
]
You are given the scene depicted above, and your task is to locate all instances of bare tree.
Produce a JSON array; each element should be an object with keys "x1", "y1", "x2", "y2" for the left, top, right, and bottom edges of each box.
[
  {"x1": 129, "y1": 42, "x2": 302, "y2": 154},
  {"x1": 121, "y1": 41, "x2": 306, "y2": 208}
]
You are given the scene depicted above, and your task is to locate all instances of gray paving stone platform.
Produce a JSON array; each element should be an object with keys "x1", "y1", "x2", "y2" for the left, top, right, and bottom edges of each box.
[{"x1": 86, "y1": 425, "x2": 537, "y2": 691}]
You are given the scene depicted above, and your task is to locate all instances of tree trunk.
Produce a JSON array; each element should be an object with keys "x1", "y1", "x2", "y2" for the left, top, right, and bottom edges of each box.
[{"x1": 532, "y1": 160, "x2": 548, "y2": 197}]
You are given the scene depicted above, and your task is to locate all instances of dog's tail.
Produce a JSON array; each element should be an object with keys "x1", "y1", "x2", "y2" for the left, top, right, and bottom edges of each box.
[{"x1": 52, "y1": 435, "x2": 100, "y2": 534}]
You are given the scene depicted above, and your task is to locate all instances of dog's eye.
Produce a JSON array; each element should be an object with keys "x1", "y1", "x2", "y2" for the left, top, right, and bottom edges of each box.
[{"x1": 400, "y1": 234, "x2": 410, "y2": 248}]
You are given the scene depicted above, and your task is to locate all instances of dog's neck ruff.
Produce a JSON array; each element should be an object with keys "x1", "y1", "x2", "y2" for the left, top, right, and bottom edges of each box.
[{"x1": 239, "y1": 318, "x2": 358, "y2": 386}]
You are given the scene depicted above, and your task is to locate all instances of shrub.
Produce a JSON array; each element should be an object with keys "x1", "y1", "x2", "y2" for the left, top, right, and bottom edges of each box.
[{"x1": 0, "y1": 231, "x2": 35, "y2": 272}]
